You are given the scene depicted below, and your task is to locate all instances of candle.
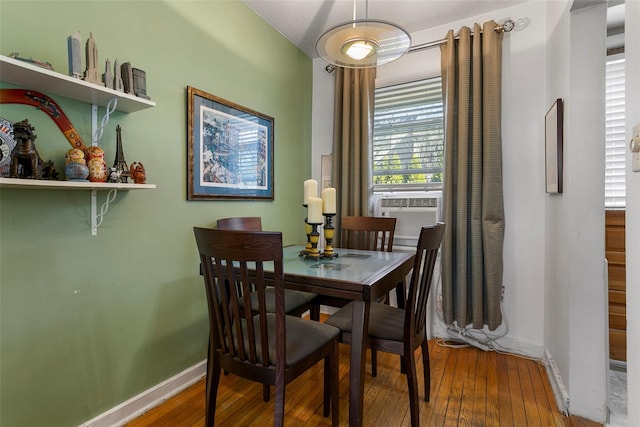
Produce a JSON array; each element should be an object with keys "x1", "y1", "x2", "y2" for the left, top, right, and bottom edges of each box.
[
  {"x1": 322, "y1": 187, "x2": 336, "y2": 214},
  {"x1": 303, "y1": 179, "x2": 317, "y2": 206},
  {"x1": 307, "y1": 197, "x2": 323, "y2": 224}
]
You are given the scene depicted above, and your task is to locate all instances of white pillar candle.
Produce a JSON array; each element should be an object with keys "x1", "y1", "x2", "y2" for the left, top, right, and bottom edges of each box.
[
  {"x1": 307, "y1": 197, "x2": 323, "y2": 223},
  {"x1": 303, "y1": 179, "x2": 317, "y2": 205},
  {"x1": 322, "y1": 187, "x2": 336, "y2": 214}
]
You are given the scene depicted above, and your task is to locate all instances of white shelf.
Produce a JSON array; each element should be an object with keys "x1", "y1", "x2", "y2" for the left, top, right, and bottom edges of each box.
[
  {"x1": 0, "y1": 54, "x2": 157, "y2": 235},
  {"x1": 0, "y1": 55, "x2": 155, "y2": 113},
  {"x1": 0, "y1": 177, "x2": 155, "y2": 190}
]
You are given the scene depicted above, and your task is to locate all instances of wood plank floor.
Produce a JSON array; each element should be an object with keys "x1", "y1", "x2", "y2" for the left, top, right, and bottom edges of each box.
[{"x1": 126, "y1": 340, "x2": 602, "y2": 426}]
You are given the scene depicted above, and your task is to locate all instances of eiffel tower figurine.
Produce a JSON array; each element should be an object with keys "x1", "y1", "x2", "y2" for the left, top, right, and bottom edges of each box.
[{"x1": 110, "y1": 125, "x2": 130, "y2": 183}]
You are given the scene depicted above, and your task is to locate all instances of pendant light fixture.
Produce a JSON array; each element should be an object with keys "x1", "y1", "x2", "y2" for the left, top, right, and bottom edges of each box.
[{"x1": 316, "y1": 0, "x2": 411, "y2": 69}]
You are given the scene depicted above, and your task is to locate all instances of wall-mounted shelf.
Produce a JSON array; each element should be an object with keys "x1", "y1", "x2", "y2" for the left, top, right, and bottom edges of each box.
[
  {"x1": 0, "y1": 54, "x2": 155, "y2": 113},
  {"x1": 0, "y1": 177, "x2": 155, "y2": 190},
  {"x1": 0, "y1": 178, "x2": 156, "y2": 235},
  {"x1": 1, "y1": 55, "x2": 157, "y2": 235}
]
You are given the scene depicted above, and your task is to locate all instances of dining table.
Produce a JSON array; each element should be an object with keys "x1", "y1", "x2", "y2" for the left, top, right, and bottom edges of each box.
[{"x1": 272, "y1": 245, "x2": 416, "y2": 427}]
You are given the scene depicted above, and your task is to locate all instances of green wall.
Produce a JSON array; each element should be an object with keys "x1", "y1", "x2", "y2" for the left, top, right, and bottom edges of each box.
[{"x1": 0, "y1": 1, "x2": 313, "y2": 425}]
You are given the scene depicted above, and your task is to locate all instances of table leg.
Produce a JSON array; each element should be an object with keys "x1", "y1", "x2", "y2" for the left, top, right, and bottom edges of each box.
[{"x1": 349, "y1": 299, "x2": 370, "y2": 426}]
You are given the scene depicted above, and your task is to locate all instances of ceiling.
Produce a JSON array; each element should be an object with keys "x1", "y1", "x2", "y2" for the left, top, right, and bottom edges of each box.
[
  {"x1": 242, "y1": 1, "x2": 626, "y2": 60},
  {"x1": 241, "y1": 0, "x2": 528, "y2": 59}
]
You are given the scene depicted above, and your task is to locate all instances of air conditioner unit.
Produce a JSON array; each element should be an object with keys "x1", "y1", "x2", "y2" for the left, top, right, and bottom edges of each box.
[{"x1": 375, "y1": 193, "x2": 442, "y2": 250}]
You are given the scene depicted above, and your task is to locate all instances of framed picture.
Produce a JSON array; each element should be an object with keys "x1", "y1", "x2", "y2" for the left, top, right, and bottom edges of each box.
[
  {"x1": 545, "y1": 98, "x2": 563, "y2": 194},
  {"x1": 187, "y1": 86, "x2": 274, "y2": 200}
]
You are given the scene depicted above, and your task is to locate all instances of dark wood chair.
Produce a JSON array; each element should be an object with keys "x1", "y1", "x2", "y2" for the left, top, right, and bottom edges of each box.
[
  {"x1": 339, "y1": 215, "x2": 396, "y2": 253},
  {"x1": 216, "y1": 217, "x2": 320, "y2": 320},
  {"x1": 321, "y1": 216, "x2": 397, "y2": 311},
  {"x1": 319, "y1": 215, "x2": 399, "y2": 374},
  {"x1": 194, "y1": 227, "x2": 340, "y2": 427},
  {"x1": 324, "y1": 224, "x2": 445, "y2": 427},
  {"x1": 216, "y1": 216, "x2": 263, "y2": 231}
]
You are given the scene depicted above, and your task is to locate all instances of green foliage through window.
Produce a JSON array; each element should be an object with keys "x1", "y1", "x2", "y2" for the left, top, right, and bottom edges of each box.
[{"x1": 372, "y1": 78, "x2": 444, "y2": 189}]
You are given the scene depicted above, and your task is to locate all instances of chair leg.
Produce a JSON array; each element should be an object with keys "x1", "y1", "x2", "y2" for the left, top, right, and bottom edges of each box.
[
  {"x1": 324, "y1": 354, "x2": 330, "y2": 417},
  {"x1": 371, "y1": 349, "x2": 377, "y2": 377},
  {"x1": 325, "y1": 340, "x2": 340, "y2": 427},
  {"x1": 405, "y1": 350, "x2": 420, "y2": 427},
  {"x1": 263, "y1": 384, "x2": 270, "y2": 402},
  {"x1": 205, "y1": 356, "x2": 220, "y2": 427},
  {"x1": 395, "y1": 280, "x2": 406, "y2": 309},
  {"x1": 274, "y1": 374, "x2": 285, "y2": 427},
  {"x1": 310, "y1": 303, "x2": 321, "y2": 321},
  {"x1": 421, "y1": 339, "x2": 431, "y2": 402}
]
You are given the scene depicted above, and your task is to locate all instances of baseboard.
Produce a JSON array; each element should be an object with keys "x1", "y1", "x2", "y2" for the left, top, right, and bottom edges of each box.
[
  {"x1": 544, "y1": 349, "x2": 570, "y2": 415},
  {"x1": 78, "y1": 359, "x2": 207, "y2": 427}
]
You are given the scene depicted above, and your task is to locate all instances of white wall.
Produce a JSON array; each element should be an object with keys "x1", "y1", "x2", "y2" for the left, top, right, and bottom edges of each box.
[
  {"x1": 566, "y1": 2, "x2": 608, "y2": 419},
  {"x1": 311, "y1": 0, "x2": 619, "y2": 421},
  {"x1": 624, "y1": 1, "x2": 639, "y2": 425},
  {"x1": 313, "y1": 0, "x2": 549, "y2": 354}
]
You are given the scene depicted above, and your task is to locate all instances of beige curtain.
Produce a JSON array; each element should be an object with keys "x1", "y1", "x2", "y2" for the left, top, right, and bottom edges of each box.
[
  {"x1": 331, "y1": 67, "x2": 376, "y2": 217},
  {"x1": 440, "y1": 22, "x2": 505, "y2": 331}
]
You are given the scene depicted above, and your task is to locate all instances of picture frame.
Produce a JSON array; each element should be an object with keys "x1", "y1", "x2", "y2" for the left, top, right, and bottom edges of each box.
[
  {"x1": 545, "y1": 98, "x2": 563, "y2": 194},
  {"x1": 187, "y1": 86, "x2": 274, "y2": 200}
]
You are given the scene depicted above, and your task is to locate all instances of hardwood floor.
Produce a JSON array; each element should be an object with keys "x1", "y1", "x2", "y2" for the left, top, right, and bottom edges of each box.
[{"x1": 126, "y1": 340, "x2": 602, "y2": 426}]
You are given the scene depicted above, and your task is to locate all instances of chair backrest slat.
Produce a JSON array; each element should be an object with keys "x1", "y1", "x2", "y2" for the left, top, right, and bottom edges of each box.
[
  {"x1": 217, "y1": 216, "x2": 262, "y2": 231},
  {"x1": 340, "y1": 216, "x2": 396, "y2": 252},
  {"x1": 194, "y1": 227, "x2": 284, "y2": 368},
  {"x1": 406, "y1": 224, "x2": 445, "y2": 339}
]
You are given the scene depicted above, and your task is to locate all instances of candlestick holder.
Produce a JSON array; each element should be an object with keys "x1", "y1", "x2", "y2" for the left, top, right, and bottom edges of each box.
[
  {"x1": 304, "y1": 222, "x2": 322, "y2": 260},
  {"x1": 299, "y1": 204, "x2": 313, "y2": 257},
  {"x1": 321, "y1": 213, "x2": 338, "y2": 258}
]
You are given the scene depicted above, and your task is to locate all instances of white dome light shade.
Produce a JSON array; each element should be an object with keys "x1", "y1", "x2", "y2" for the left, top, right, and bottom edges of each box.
[{"x1": 316, "y1": 19, "x2": 411, "y2": 68}]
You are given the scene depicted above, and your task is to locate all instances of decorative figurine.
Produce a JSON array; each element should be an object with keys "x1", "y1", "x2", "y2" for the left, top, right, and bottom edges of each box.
[
  {"x1": 67, "y1": 32, "x2": 82, "y2": 78},
  {"x1": 109, "y1": 125, "x2": 129, "y2": 183},
  {"x1": 9, "y1": 52, "x2": 54, "y2": 71},
  {"x1": 130, "y1": 161, "x2": 146, "y2": 184},
  {"x1": 83, "y1": 32, "x2": 104, "y2": 85},
  {"x1": 121, "y1": 62, "x2": 134, "y2": 94},
  {"x1": 86, "y1": 146, "x2": 107, "y2": 182},
  {"x1": 64, "y1": 148, "x2": 89, "y2": 181},
  {"x1": 108, "y1": 167, "x2": 123, "y2": 182},
  {"x1": 132, "y1": 68, "x2": 150, "y2": 99},
  {"x1": 102, "y1": 59, "x2": 114, "y2": 89},
  {"x1": 0, "y1": 116, "x2": 17, "y2": 177},
  {"x1": 113, "y1": 59, "x2": 124, "y2": 92},
  {"x1": 10, "y1": 119, "x2": 40, "y2": 179}
]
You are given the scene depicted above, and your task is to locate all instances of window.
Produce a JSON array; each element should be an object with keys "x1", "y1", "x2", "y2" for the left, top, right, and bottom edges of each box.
[
  {"x1": 605, "y1": 54, "x2": 626, "y2": 208},
  {"x1": 372, "y1": 78, "x2": 444, "y2": 192}
]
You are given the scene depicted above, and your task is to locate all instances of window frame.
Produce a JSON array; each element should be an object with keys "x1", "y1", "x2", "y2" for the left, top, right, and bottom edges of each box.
[{"x1": 371, "y1": 76, "x2": 444, "y2": 194}]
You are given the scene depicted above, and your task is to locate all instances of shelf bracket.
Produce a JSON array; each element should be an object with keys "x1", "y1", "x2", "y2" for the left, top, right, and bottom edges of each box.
[
  {"x1": 91, "y1": 188, "x2": 118, "y2": 235},
  {"x1": 91, "y1": 189, "x2": 98, "y2": 235}
]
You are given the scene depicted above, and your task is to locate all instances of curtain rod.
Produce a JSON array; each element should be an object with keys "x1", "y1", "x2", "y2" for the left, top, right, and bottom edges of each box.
[
  {"x1": 324, "y1": 19, "x2": 516, "y2": 73},
  {"x1": 408, "y1": 19, "x2": 515, "y2": 53}
]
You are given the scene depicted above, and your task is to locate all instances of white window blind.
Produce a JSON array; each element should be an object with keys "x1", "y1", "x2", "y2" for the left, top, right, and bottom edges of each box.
[
  {"x1": 372, "y1": 78, "x2": 444, "y2": 192},
  {"x1": 605, "y1": 55, "x2": 625, "y2": 208}
]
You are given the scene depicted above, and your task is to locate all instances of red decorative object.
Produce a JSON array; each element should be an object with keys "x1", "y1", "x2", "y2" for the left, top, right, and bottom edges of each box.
[
  {"x1": 0, "y1": 89, "x2": 87, "y2": 150},
  {"x1": 130, "y1": 162, "x2": 146, "y2": 184}
]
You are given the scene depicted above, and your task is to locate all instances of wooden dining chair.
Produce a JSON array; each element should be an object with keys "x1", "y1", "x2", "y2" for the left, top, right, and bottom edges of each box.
[
  {"x1": 216, "y1": 216, "x2": 263, "y2": 231},
  {"x1": 194, "y1": 227, "x2": 340, "y2": 427},
  {"x1": 324, "y1": 223, "x2": 445, "y2": 427},
  {"x1": 320, "y1": 215, "x2": 399, "y2": 374},
  {"x1": 216, "y1": 217, "x2": 320, "y2": 320},
  {"x1": 339, "y1": 215, "x2": 396, "y2": 252},
  {"x1": 321, "y1": 215, "x2": 397, "y2": 311}
]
